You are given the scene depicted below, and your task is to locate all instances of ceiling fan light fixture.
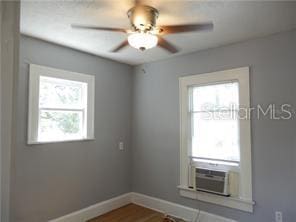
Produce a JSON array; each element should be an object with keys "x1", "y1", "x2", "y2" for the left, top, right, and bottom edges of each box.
[
  {"x1": 72, "y1": 3, "x2": 213, "y2": 53},
  {"x1": 128, "y1": 33, "x2": 158, "y2": 51}
]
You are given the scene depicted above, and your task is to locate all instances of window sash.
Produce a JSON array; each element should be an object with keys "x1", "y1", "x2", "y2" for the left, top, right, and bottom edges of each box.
[
  {"x1": 38, "y1": 109, "x2": 85, "y2": 142},
  {"x1": 189, "y1": 115, "x2": 241, "y2": 163},
  {"x1": 37, "y1": 107, "x2": 88, "y2": 142},
  {"x1": 39, "y1": 76, "x2": 87, "y2": 110}
]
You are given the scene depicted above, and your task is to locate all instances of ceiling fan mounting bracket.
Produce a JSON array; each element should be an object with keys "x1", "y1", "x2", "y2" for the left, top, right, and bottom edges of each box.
[{"x1": 127, "y1": 5, "x2": 159, "y2": 32}]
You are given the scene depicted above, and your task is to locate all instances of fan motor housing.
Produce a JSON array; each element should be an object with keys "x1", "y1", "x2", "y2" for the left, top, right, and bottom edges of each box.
[{"x1": 127, "y1": 5, "x2": 159, "y2": 32}]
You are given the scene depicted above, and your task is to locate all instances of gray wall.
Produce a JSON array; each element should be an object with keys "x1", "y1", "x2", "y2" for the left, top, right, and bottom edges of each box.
[
  {"x1": 0, "y1": 1, "x2": 20, "y2": 222},
  {"x1": 14, "y1": 30, "x2": 296, "y2": 222},
  {"x1": 132, "y1": 30, "x2": 296, "y2": 222},
  {"x1": 13, "y1": 35, "x2": 133, "y2": 222},
  {"x1": 1, "y1": 2, "x2": 20, "y2": 222}
]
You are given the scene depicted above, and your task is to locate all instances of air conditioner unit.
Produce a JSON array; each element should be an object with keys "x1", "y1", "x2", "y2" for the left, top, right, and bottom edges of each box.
[{"x1": 195, "y1": 168, "x2": 230, "y2": 196}]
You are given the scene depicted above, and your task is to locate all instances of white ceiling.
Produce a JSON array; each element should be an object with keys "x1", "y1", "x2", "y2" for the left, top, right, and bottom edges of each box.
[{"x1": 21, "y1": 0, "x2": 296, "y2": 65}]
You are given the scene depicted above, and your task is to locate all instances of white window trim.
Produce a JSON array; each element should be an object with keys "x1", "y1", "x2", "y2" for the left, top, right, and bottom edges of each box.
[
  {"x1": 179, "y1": 67, "x2": 254, "y2": 212},
  {"x1": 28, "y1": 64, "x2": 95, "y2": 144}
]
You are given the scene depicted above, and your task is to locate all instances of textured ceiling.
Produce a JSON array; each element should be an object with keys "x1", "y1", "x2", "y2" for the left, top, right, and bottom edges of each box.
[{"x1": 21, "y1": 0, "x2": 296, "y2": 65}]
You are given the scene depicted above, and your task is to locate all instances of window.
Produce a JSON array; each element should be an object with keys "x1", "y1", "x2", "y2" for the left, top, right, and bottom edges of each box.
[
  {"x1": 179, "y1": 67, "x2": 254, "y2": 212},
  {"x1": 28, "y1": 64, "x2": 95, "y2": 144},
  {"x1": 190, "y1": 82, "x2": 240, "y2": 169}
]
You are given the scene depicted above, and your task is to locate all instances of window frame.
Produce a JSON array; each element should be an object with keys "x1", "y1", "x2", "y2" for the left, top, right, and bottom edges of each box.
[
  {"x1": 28, "y1": 64, "x2": 95, "y2": 144},
  {"x1": 179, "y1": 67, "x2": 254, "y2": 212}
]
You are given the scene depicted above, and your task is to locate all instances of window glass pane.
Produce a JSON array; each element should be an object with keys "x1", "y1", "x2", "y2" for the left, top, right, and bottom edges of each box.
[
  {"x1": 38, "y1": 110, "x2": 83, "y2": 142},
  {"x1": 191, "y1": 112, "x2": 240, "y2": 162},
  {"x1": 192, "y1": 82, "x2": 239, "y2": 112},
  {"x1": 39, "y1": 76, "x2": 86, "y2": 108}
]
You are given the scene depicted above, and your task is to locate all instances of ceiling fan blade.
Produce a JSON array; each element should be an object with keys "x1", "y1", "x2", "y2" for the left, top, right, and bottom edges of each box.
[
  {"x1": 111, "y1": 40, "x2": 129, "y2": 52},
  {"x1": 160, "y1": 23, "x2": 213, "y2": 35},
  {"x1": 71, "y1": 24, "x2": 127, "y2": 33},
  {"x1": 158, "y1": 36, "x2": 178, "y2": 54}
]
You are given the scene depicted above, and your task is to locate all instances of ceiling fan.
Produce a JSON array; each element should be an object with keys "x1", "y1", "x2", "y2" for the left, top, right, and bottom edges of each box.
[{"x1": 71, "y1": 1, "x2": 213, "y2": 53}]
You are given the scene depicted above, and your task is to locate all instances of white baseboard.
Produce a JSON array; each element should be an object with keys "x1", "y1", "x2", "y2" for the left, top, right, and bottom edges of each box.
[
  {"x1": 49, "y1": 192, "x2": 236, "y2": 222},
  {"x1": 131, "y1": 192, "x2": 198, "y2": 221},
  {"x1": 131, "y1": 192, "x2": 236, "y2": 222},
  {"x1": 49, "y1": 193, "x2": 132, "y2": 222}
]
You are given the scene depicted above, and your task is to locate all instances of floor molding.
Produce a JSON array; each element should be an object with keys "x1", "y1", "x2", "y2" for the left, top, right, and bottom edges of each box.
[
  {"x1": 49, "y1": 192, "x2": 236, "y2": 222},
  {"x1": 131, "y1": 192, "x2": 198, "y2": 221},
  {"x1": 131, "y1": 192, "x2": 236, "y2": 222},
  {"x1": 49, "y1": 193, "x2": 132, "y2": 222}
]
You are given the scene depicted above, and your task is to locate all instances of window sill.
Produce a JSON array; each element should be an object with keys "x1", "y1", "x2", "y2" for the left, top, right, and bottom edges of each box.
[
  {"x1": 27, "y1": 138, "x2": 95, "y2": 145},
  {"x1": 178, "y1": 185, "x2": 255, "y2": 213}
]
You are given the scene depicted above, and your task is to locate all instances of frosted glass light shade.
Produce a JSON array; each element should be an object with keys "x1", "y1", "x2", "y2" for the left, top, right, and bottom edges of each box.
[{"x1": 128, "y1": 33, "x2": 158, "y2": 51}]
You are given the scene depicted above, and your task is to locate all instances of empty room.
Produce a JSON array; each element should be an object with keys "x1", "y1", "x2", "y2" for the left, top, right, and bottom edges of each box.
[{"x1": 0, "y1": 0, "x2": 295, "y2": 222}]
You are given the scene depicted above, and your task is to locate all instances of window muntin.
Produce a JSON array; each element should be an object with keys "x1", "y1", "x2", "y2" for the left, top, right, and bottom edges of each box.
[{"x1": 190, "y1": 82, "x2": 240, "y2": 164}]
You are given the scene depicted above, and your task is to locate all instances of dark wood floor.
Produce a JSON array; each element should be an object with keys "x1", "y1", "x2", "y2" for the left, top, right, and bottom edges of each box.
[{"x1": 87, "y1": 204, "x2": 164, "y2": 222}]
